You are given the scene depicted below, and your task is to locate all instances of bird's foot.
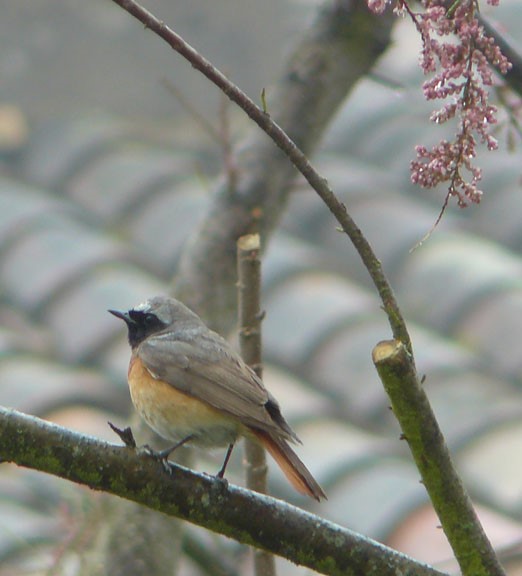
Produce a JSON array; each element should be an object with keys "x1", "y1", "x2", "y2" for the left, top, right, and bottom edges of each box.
[
  {"x1": 138, "y1": 444, "x2": 174, "y2": 475},
  {"x1": 210, "y1": 473, "x2": 229, "y2": 497}
]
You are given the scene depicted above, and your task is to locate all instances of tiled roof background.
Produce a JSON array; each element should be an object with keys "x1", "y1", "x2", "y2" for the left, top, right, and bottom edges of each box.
[{"x1": 1, "y1": 1, "x2": 522, "y2": 575}]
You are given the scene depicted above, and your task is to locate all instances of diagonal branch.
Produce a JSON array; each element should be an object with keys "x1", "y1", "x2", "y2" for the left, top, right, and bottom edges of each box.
[
  {"x1": 373, "y1": 341, "x2": 506, "y2": 576},
  {"x1": 0, "y1": 406, "x2": 446, "y2": 576}
]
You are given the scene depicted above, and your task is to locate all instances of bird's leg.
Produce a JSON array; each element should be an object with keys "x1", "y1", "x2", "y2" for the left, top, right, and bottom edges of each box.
[
  {"x1": 156, "y1": 435, "x2": 195, "y2": 460},
  {"x1": 208, "y1": 442, "x2": 235, "y2": 496},
  {"x1": 141, "y1": 435, "x2": 195, "y2": 474},
  {"x1": 216, "y1": 442, "x2": 235, "y2": 479}
]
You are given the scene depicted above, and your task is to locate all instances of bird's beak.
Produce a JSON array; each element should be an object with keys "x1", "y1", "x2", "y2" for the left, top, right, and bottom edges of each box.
[{"x1": 108, "y1": 309, "x2": 133, "y2": 324}]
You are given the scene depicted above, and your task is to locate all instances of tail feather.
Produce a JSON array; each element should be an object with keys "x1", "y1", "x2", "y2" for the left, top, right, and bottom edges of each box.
[{"x1": 252, "y1": 430, "x2": 326, "y2": 501}]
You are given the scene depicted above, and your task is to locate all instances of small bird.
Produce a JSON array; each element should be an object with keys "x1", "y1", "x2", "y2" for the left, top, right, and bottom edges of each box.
[{"x1": 109, "y1": 295, "x2": 326, "y2": 501}]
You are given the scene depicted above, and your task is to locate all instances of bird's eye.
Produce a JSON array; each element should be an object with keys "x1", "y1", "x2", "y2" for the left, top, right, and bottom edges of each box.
[{"x1": 144, "y1": 313, "x2": 157, "y2": 325}]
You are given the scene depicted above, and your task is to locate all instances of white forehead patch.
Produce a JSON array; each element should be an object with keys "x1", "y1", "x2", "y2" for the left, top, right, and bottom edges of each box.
[{"x1": 134, "y1": 300, "x2": 151, "y2": 312}]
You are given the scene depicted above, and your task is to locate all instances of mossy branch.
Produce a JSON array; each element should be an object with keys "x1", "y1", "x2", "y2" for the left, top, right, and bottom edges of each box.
[
  {"x1": 0, "y1": 405, "x2": 447, "y2": 576},
  {"x1": 372, "y1": 341, "x2": 506, "y2": 576}
]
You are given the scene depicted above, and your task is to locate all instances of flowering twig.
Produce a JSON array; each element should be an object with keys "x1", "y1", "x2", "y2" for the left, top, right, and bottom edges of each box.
[{"x1": 370, "y1": 0, "x2": 512, "y2": 209}]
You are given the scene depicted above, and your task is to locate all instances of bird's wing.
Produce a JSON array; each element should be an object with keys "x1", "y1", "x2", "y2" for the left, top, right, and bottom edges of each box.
[{"x1": 137, "y1": 330, "x2": 297, "y2": 441}]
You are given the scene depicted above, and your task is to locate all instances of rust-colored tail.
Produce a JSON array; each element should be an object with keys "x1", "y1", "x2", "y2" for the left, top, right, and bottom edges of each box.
[{"x1": 252, "y1": 430, "x2": 326, "y2": 501}]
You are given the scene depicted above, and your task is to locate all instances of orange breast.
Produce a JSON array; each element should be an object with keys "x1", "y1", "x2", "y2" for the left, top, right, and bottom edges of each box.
[{"x1": 127, "y1": 355, "x2": 241, "y2": 448}]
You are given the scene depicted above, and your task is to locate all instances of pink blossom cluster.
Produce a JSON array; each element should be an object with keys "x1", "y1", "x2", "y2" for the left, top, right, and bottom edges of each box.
[
  {"x1": 411, "y1": 140, "x2": 483, "y2": 205},
  {"x1": 368, "y1": 0, "x2": 511, "y2": 207}
]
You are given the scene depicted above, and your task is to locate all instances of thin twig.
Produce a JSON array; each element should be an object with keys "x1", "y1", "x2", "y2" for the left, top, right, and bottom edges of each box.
[
  {"x1": 237, "y1": 234, "x2": 275, "y2": 576},
  {"x1": 218, "y1": 93, "x2": 238, "y2": 195},
  {"x1": 160, "y1": 77, "x2": 222, "y2": 143}
]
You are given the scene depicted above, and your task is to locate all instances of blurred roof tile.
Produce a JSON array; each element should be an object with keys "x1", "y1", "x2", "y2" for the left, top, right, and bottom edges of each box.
[
  {"x1": 1, "y1": 221, "x2": 129, "y2": 311},
  {"x1": 68, "y1": 147, "x2": 186, "y2": 222},
  {"x1": 20, "y1": 116, "x2": 132, "y2": 189}
]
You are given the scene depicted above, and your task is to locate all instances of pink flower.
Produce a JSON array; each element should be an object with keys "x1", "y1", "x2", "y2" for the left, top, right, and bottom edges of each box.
[
  {"x1": 368, "y1": 0, "x2": 511, "y2": 207},
  {"x1": 368, "y1": 0, "x2": 391, "y2": 14}
]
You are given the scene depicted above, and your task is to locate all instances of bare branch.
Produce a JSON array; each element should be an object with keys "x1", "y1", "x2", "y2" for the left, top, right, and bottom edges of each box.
[{"x1": 237, "y1": 234, "x2": 275, "y2": 576}]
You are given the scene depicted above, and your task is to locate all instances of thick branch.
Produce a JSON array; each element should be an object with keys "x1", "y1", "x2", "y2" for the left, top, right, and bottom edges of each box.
[
  {"x1": 0, "y1": 406, "x2": 447, "y2": 576},
  {"x1": 372, "y1": 341, "x2": 506, "y2": 576}
]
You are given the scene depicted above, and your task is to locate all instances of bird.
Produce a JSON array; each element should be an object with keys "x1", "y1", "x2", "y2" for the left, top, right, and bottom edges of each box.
[{"x1": 109, "y1": 295, "x2": 326, "y2": 501}]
